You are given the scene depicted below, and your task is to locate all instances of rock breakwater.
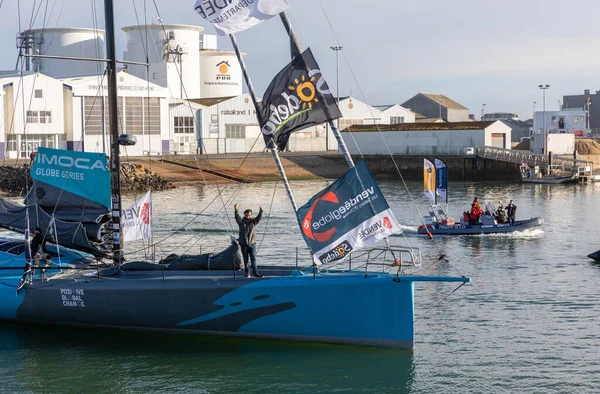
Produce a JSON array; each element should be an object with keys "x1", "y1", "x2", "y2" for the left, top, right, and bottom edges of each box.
[{"x1": 0, "y1": 164, "x2": 172, "y2": 195}]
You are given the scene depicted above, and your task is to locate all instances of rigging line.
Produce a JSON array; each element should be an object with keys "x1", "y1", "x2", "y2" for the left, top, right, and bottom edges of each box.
[
  {"x1": 43, "y1": 71, "x2": 109, "y2": 234},
  {"x1": 131, "y1": 0, "x2": 150, "y2": 65},
  {"x1": 91, "y1": 0, "x2": 103, "y2": 76},
  {"x1": 414, "y1": 281, "x2": 469, "y2": 323},
  {"x1": 39, "y1": 0, "x2": 51, "y2": 32},
  {"x1": 148, "y1": 1, "x2": 283, "y2": 244},
  {"x1": 148, "y1": 149, "x2": 267, "y2": 252},
  {"x1": 256, "y1": 180, "x2": 278, "y2": 255},
  {"x1": 234, "y1": 131, "x2": 269, "y2": 172},
  {"x1": 27, "y1": 0, "x2": 39, "y2": 29},
  {"x1": 316, "y1": 0, "x2": 446, "y2": 257},
  {"x1": 26, "y1": 0, "x2": 65, "y2": 71},
  {"x1": 141, "y1": 0, "x2": 153, "y2": 180},
  {"x1": 17, "y1": 0, "x2": 22, "y2": 37}
]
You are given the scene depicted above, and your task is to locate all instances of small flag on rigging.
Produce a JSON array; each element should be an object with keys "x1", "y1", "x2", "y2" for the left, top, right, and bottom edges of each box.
[{"x1": 122, "y1": 190, "x2": 152, "y2": 242}]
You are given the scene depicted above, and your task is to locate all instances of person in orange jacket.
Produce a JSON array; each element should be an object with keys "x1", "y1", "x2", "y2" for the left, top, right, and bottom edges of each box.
[{"x1": 469, "y1": 203, "x2": 483, "y2": 224}]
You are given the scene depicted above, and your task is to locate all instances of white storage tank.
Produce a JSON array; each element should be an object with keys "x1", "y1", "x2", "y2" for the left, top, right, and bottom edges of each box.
[
  {"x1": 122, "y1": 24, "x2": 203, "y2": 100},
  {"x1": 199, "y1": 50, "x2": 243, "y2": 99},
  {"x1": 28, "y1": 28, "x2": 106, "y2": 78}
]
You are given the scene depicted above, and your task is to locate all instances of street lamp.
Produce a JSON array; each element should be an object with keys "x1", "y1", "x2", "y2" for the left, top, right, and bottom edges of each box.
[
  {"x1": 330, "y1": 46, "x2": 343, "y2": 130},
  {"x1": 539, "y1": 84, "x2": 550, "y2": 154}
]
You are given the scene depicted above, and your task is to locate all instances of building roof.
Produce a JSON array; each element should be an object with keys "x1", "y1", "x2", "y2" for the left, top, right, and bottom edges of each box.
[
  {"x1": 419, "y1": 93, "x2": 468, "y2": 110},
  {"x1": 343, "y1": 121, "x2": 495, "y2": 132},
  {"x1": 415, "y1": 117, "x2": 446, "y2": 123},
  {"x1": 373, "y1": 104, "x2": 394, "y2": 111},
  {"x1": 188, "y1": 97, "x2": 237, "y2": 106},
  {"x1": 170, "y1": 97, "x2": 206, "y2": 110},
  {"x1": 500, "y1": 119, "x2": 531, "y2": 129}
]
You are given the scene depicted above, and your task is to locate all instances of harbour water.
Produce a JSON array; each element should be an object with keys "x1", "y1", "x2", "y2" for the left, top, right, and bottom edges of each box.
[{"x1": 1, "y1": 179, "x2": 599, "y2": 393}]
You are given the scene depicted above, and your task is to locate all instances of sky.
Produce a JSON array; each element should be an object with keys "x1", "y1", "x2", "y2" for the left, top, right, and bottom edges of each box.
[{"x1": 1, "y1": 0, "x2": 599, "y2": 120}]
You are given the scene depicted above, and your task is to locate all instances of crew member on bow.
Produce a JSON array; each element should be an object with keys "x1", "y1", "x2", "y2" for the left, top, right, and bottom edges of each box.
[{"x1": 234, "y1": 204, "x2": 264, "y2": 278}]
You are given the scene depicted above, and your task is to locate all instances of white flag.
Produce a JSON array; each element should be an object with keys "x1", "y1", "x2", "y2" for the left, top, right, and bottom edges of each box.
[
  {"x1": 194, "y1": 0, "x2": 290, "y2": 36},
  {"x1": 122, "y1": 190, "x2": 152, "y2": 242}
]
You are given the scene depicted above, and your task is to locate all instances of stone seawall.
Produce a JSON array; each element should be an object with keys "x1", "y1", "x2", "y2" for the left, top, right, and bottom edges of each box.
[
  {"x1": 0, "y1": 164, "x2": 171, "y2": 195},
  {"x1": 355, "y1": 155, "x2": 522, "y2": 181}
]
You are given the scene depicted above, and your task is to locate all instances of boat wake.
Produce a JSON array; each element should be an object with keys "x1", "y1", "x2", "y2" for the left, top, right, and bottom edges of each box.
[
  {"x1": 473, "y1": 228, "x2": 545, "y2": 239},
  {"x1": 395, "y1": 225, "x2": 419, "y2": 235}
]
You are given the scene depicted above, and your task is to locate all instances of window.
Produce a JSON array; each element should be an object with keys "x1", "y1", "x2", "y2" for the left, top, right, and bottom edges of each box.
[
  {"x1": 225, "y1": 124, "x2": 245, "y2": 139},
  {"x1": 580, "y1": 116, "x2": 585, "y2": 123},
  {"x1": 84, "y1": 97, "x2": 105, "y2": 136},
  {"x1": 174, "y1": 117, "x2": 195, "y2": 134},
  {"x1": 143, "y1": 97, "x2": 160, "y2": 135},
  {"x1": 85, "y1": 96, "x2": 159, "y2": 136},
  {"x1": 35, "y1": 89, "x2": 43, "y2": 99},
  {"x1": 39, "y1": 111, "x2": 51, "y2": 124},
  {"x1": 27, "y1": 111, "x2": 38, "y2": 123},
  {"x1": 7, "y1": 135, "x2": 17, "y2": 151},
  {"x1": 339, "y1": 118, "x2": 364, "y2": 130},
  {"x1": 126, "y1": 97, "x2": 143, "y2": 134},
  {"x1": 574, "y1": 116, "x2": 579, "y2": 124},
  {"x1": 390, "y1": 116, "x2": 405, "y2": 124}
]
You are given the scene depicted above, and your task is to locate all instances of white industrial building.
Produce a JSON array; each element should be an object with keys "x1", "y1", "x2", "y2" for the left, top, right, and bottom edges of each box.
[
  {"x1": 341, "y1": 121, "x2": 511, "y2": 155},
  {"x1": 2, "y1": 24, "x2": 422, "y2": 157},
  {"x1": 0, "y1": 72, "x2": 66, "y2": 159},
  {"x1": 61, "y1": 71, "x2": 170, "y2": 156},
  {"x1": 532, "y1": 109, "x2": 587, "y2": 136}
]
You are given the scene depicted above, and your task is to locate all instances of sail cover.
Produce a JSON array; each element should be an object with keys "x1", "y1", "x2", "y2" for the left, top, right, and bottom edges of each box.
[
  {"x1": 194, "y1": 0, "x2": 290, "y2": 36},
  {"x1": 0, "y1": 147, "x2": 111, "y2": 256},
  {"x1": 434, "y1": 157, "x2": 447, "y2": 204},
  {"x1": 31, "y1": 147, "x2": 110, "y2": 208},
  {"x1": 423, "y1": 158, "x2": 436, "y2": 205},
  {"x1": 297, "y1": 160, "x2": 401, "y2": 266},
  {"x1": 259, "y1": 48, "x2": 342, "y2": 151}
]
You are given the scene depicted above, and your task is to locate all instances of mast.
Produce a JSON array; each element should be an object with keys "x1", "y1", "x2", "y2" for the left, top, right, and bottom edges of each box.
[
  {"x1": 104, "y1": 0, "x2": 123, "y2": 265},
  {"x1": 279, "y1": 12, "x2": 355, "y2": 170},
  {"x1": 229, "y1": 34, "x2": 298, "y2": 211}
]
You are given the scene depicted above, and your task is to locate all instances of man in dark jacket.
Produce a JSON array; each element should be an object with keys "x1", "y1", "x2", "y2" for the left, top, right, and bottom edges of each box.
[
  {"x1": 234, "y1": 204, "x2": 264, "y2": 278},
  {"x1": 505, "y1": 200, "x2": 517, "y2": 224},
  {"x1": 30, "y1": 227, "x2": 48, "y2": 257}
]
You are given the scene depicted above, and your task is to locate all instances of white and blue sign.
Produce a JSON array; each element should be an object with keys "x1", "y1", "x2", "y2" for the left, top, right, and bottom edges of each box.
[
  {"x1": 31, "y1": 147, "x2": 110, "y2": 208},
  {"x1": 297, "y1": 160, "x2": 401, "y2": 265}
]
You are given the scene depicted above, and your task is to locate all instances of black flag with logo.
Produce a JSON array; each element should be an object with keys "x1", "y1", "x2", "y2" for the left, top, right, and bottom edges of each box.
[{"x1": 259, "y1": 48, "x2": 342, "y2": 151}]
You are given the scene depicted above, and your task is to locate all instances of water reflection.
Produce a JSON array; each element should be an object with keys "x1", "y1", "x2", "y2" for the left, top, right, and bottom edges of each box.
[{"x1": 0, "y1": 322, "x2": 415, "y2": 393}]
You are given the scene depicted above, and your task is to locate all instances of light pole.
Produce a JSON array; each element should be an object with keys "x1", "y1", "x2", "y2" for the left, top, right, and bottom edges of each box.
[
  {"x1": 586, "y1": 96, "x2": 592, "y2": 129},
  {"x1": 481, "y1": 104, "x2": 486, "y2": 120},
  {"x1": 539, "y1": 84, "x2": 550, "y2": 154},
  {"x1": 330, "y1": 46, "x2": 343, "y2": 131}
]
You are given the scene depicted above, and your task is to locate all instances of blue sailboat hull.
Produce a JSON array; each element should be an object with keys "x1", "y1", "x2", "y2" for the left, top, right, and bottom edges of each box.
[{"x1": 0, "y1": 269, "x2": 469, "y2": 348}]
